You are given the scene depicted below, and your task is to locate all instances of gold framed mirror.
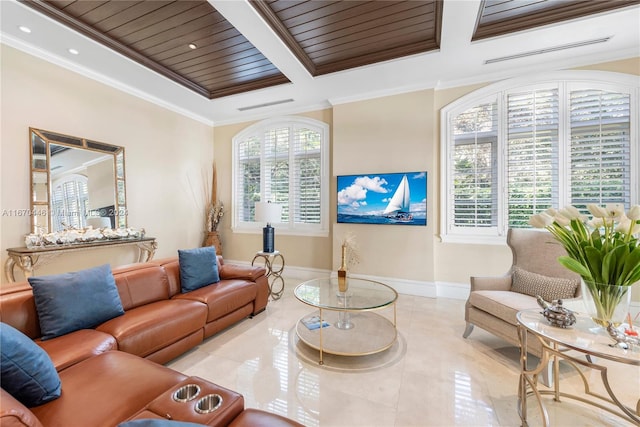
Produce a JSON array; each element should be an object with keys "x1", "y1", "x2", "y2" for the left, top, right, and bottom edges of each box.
[{"x1": 30, "y1": 128, "x2": 127, "y2": 234}]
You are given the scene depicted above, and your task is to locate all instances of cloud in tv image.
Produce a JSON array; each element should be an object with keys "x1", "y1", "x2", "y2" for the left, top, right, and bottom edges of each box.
[{"x1": 337, "y1": 172, "x2": 427, "y2": 225}]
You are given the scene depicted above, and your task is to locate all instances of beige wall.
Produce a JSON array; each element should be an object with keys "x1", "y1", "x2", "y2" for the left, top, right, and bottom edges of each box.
[
  {"x1": 333, "y1": 91, "x2": 436, "y2": 281},
  {"x1": 2, "y1": 42, "x2": 638, "y2": 296},
  {"x1": 1, "y1": 45, "x2": 214, "y2": 283}
]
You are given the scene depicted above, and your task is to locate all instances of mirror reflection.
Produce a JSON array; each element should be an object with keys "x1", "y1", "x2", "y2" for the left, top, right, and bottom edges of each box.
[{"x1": 30, "y1": 128, "x2": 127, "y2": 234}]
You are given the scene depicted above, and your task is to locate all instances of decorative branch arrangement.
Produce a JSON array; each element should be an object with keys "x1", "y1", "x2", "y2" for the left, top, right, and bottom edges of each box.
[
  {"x1": 201, "y1": 162, "x2": 223, "y2": 232},
  {"x1": 340, "y1": 232, "x2": 361, "y2": 269}
]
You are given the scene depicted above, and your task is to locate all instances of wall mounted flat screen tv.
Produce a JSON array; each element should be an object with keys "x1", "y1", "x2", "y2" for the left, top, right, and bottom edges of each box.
[{"x1": 337, "y1": 171, "x2": 427, "y2": 225}]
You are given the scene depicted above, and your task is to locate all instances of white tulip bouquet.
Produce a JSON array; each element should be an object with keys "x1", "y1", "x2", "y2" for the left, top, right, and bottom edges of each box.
[{"x1": 530, "y1": 204, "x2": 640, "y2": 325}]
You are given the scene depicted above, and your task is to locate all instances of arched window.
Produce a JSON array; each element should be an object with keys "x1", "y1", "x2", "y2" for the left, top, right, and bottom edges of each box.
[
  {"x1": 440, "y1": 71, "x2": 639, "y2": 244},
  {"x1": 232, "y1": 116, "x2": 329, "y2": 236}
]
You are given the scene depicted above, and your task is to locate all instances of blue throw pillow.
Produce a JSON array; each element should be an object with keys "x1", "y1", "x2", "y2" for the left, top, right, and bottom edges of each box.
[
  {"x1": 178, "y1": 246, "x2": 220, "y2": 293},
  {"x1": 0, "y1": 322, "x2": 61, "y2": 407},
  {"x1": 29, "y1": 264, "x2": 124, "y2": 340},
  {"x1": 119, "y1": 420, "x2": 207, "y2": 427}
]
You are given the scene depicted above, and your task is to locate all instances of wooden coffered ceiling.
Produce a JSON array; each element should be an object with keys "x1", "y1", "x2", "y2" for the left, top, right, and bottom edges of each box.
[
  {"x1": 473, "y1": 0, "x2": 639, "y2": 41},
  {"x1": 18, "y1": 0, "x2": 639, "y2": 101},
  {"x1": 250, "y1": 0, "x2": 442, "y2": 76}
]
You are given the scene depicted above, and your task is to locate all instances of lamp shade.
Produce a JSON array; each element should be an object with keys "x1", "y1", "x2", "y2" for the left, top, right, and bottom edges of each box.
[{"x1": 255, "y1": 202, "x2": 282, "y2": 225}]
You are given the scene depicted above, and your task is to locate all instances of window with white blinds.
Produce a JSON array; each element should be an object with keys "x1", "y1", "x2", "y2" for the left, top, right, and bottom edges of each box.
[
  {"x1": 232, "y1": 117, "x2": 329, "y2": 236},
  {"x1": 441, "y1": 72, "x2": 638, "y2": 243},
  {"x1": 51, "y1": 175, "x2": 89, "y2": 230},
  {"x1": 451, "y1": 101, "x2": 498, "y2": 228},
  {"x1": 507, "y1": 88, "x2": 559, "y2": 227},
  {"x1": 569, "y1": 89, "x2": 631, "y2": 211}
]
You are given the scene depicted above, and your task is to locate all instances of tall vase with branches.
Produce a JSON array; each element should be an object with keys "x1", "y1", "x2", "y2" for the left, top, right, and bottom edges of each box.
[{"x1": 190, "y1": 162, "x2": 224, "y2": 253}]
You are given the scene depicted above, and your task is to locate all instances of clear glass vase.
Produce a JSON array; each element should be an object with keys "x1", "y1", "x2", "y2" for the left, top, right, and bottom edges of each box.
[{"x1": 580, "y1": 279, "x2": 632, "y2": 327}]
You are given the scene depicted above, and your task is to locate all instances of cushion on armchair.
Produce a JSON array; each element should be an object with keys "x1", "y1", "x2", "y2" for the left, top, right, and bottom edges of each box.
[{"x1": 510, "y1": 266, "x2": 578, "y2": 302}]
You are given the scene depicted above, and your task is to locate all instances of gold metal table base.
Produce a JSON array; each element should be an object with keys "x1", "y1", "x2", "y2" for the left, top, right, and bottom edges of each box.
[
  {"x1": 251, "y1": 251, "x2": 285, "y2": 300},
  {"x1": 517, "y1": 317, "x2": 640, "y2": 426}
]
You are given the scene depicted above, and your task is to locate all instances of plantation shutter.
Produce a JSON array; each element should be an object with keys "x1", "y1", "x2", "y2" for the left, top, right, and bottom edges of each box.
[
  {"x1": 451, "y1": 101, "x2": 498, "y2": 228},
  {"x1": 506, "y1": 88, "x2": 559, "y2": 227},
  {"x1": 264, "y1": 127, "x2": 290, "y2": 221},
  {"x1": 293, "y1": 127, "x2": 322, "y2": 224},
  {"x1": 51, "y1": 178, "x2": 88, "y2": 230},
  {"x1": 236, "y1": 136, "x2": 261, "y2": 221},
  {"x1": 569, "y1": 89, "x2": 631, "y2": 210}
]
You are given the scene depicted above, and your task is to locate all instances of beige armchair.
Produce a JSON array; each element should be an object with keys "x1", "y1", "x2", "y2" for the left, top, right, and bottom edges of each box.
[{"x1": 463, "y1": 229, "x2": 581, "y2": 365}]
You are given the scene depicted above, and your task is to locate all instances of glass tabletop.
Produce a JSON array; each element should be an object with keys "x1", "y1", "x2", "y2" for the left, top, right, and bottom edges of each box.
[
  {"x1": 294, "y1": 277, "x2": 397, "y2": 311},
  {"x1": 517, "y1": 309, "x2": 640, "y2": 365}
]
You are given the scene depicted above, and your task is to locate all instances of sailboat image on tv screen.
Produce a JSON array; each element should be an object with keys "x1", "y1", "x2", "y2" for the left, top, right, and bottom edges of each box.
[{"x1": 383, "y1": 174, "x2": 413, "y2": 222}]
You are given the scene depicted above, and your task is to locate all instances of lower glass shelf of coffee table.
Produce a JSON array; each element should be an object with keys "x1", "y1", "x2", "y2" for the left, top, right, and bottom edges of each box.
[{"x1": 296, "y1": 310, "x2": 397, "y2": 359}]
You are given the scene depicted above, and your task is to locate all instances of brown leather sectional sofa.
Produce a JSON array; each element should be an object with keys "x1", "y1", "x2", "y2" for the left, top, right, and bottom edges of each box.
[{"x1": 0, "y1": 256, "x2": 303, "y2": 427}]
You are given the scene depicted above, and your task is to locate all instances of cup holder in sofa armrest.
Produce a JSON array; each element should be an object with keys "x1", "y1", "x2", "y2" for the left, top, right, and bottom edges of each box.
[
  {"x1": 142, "y1": 377, "x2": 244, "y2": 425},
  {"x1": 194, "y1": 394, "x2": 223, "y2": 414},
  {"x1": 172, "y1": 384, "x2": 200, "y2": 402}
]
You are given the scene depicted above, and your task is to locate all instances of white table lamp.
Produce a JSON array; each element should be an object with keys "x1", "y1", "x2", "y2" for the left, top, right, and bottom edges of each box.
[{"x1": 255, "y1": 201, "x2": 282, "y2": 253}]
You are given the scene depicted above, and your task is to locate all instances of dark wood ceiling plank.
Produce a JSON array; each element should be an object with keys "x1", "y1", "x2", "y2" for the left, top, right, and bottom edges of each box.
[
  {"x1": 279, "y1": 0, "x2": 372, "y2": 28},
  {"x1": 57, "y1": 0, "x2": 108, "y2": 16},
  {"x1": 266, "y1": 0, "x2": 317, "y2": 14},
  {"x1": 198, "y1": 64, "x2": 282, "y2": 87},
  {"x1": 24, "y1": 0, "x2": 210, "y2": 98},
  {"x1": 175, "y1": 48, "x2": 262, "y2": 75},
  {"x1": 190, "y1": 58, "x2": 274, "y2": 82},
  {"x1": 289, "y1": 1, "x2": 431, "y2": 37},
  {"x1": 142, "y1": 17, "x2": 233, "y2": 56},
  {"x1": 304, "y1": 21, "x2": 433, "y2": 55},
  {"x1": 77, "y1": 1, "x2": 140, "y2": 24},
  {"x1": 309, "y1": 24, "x2": 433, "y2": 62},
  {"x1": 481, "y1": 0, "x2": 570, "y2": 23},
  {"x1": 47, "y1": 0, "x2": 75, "y2": 9},
  {"x1": 122, "y1": 3, "x2": 214, "y2": 47},
  {"x1": 209, "y1": 74, "x2": 290, "y2": 99},
  {"x1": 181, "y1": 54, "x2": 269, "y2": 80},
  {"x1": 174, "y1": 47, "x2": 262, "y2": 75},
  {"x1": 105, "y1": 1, "x2": 198, "y2": 39},
  {"x1": 91, "y1": 1, "x2": 168, "y2": 32},
  {"x1": 270, "y1": 0, "x2": 347, "y2": 21},
  {"x1": 296, "y1": 11, "x2": 433, "y2": 49},
  {"x1": 159, "y1": 34, "x2": 250, "y2": 65},
  {"x1": 473, "y1": 0, "x2": 640, "y2": 40},
  {"x1": 315, "y1": 38, "x2": 437, "y2": 75}
]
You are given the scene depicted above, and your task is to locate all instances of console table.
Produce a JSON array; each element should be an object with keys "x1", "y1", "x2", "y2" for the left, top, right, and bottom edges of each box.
[
  {"x1": 517, "y1": 309, "x2": 639, "y2": 426},
  {"x1": 4, "y1": 237, "x2": 157, "y2": 282}
]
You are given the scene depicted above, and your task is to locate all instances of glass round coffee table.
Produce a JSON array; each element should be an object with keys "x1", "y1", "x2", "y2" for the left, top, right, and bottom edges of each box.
[{"x1": 294, "y1": 277, "x2": 398, "y2": 364}]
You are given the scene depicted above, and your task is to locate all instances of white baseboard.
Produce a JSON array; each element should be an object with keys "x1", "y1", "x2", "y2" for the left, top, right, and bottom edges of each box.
[
  {"x1": 228, "y1": 259, "x2": 462, "y2": 300},
  {"x1": 227, "y1": 260, "x2": 640, "y2": 312}
]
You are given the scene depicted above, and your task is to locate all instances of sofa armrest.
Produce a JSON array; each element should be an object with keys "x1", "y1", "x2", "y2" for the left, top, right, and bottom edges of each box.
[
  {"x1": 470, "y1": 275, "x2": 512, "y2": 292},
  {"x1": 0, "y1": 388, "x2": 44, "y2": 427},
  {"x1": 219, "y1": 264, "x2": 266, "y2": 282}
]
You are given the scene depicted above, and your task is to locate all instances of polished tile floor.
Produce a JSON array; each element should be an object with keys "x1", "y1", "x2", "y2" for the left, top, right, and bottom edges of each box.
[{"x1": 167, "y1": 279, "x2": 639, "y2": 426}]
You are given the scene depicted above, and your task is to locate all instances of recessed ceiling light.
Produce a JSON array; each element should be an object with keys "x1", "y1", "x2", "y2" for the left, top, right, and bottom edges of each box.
[
  {"x1": 188, "y1": 43, "x2": 197, "y2": 50},
  {"x1": 68, "y1": 48, "x2": 79, "y2": 55},
  {"x1": 18, "y1": 26, "x2": 32, "y2": 33}
]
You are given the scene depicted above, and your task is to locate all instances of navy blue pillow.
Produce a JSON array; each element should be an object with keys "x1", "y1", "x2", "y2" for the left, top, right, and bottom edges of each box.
[
  {"x1": 178, "y1": 246, "x2": 220, "y2": 293},
  {"x1": 29, "y1": 264, "x2": 124, "y2": 340},
  {"x1": 0, "y1": 322, "x2": 61, "y2": 407},
  {"x1": 118, "y1": 420, "x2": 207, "y2": 427}
]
